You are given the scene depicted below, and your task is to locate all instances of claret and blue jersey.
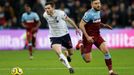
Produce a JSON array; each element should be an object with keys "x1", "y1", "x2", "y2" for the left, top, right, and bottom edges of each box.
[
  {"x1": 82, "y1": 8, "x2": 101, "y2": 23},
  {"x1": 81, "y1": 8, "x2": 105, "y2": 54},
  {"x1": 82, "y1": 8, "x2": 102, "y2": 36},
  {"x1": 21, "y1": 12, "x2": 40, "y2": 29}
]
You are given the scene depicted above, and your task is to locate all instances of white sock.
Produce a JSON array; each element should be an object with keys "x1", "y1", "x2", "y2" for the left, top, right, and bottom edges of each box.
[
  {"x1": 59, "y1": 53, "x2": 71, "y2": 69},
  {"x1": 109, "y1": 70, "x2": 113, "y2": 74}
]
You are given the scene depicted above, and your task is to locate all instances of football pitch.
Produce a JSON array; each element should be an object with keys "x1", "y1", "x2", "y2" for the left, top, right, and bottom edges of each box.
[{"x1": 0, "y1": 48, "x2": 134, "y2": 75}]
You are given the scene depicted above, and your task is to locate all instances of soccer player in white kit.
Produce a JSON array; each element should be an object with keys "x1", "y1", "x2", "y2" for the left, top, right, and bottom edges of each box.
[{"x1": 43, "y1": 2, "x2": 80, "y2": 74}]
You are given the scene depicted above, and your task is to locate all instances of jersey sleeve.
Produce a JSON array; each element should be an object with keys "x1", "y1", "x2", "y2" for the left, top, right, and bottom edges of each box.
[
  {"x1": 82, "y1": 12, "x2": 92, "y2": 23},
  {"x1": 21, "y1": 14, "x2": 25, "y2": 23},
  {"x1": 34, "y1": 13, "x2": 40, "y2": 21},
  {"x1": 60, "y1": 10, "x2": 67, "y2": 20}
]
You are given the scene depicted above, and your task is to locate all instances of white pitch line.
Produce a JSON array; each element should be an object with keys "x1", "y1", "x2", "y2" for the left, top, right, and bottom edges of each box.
[{"x1": 0, "y1": 67, "x2": 134, "y2": 71}]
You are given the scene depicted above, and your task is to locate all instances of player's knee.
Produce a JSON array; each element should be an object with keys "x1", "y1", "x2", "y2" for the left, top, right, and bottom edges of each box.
[
  {"x1": 82, "y1": 54, "x2": 91, "y2": 63},
  {"x1": 69, "y1": 52, "x2": 73, "y2": 56},
  {"x1": 84, "y1": 58, "x2": 91, "y2": 63},
  {"x1": 67, "y1": 49, "x2": 73, "y2": 55}
]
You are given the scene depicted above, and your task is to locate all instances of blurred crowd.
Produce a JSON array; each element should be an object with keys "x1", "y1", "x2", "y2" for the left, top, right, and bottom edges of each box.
[{"x1": 0, "y1": 0, "x2": 134, "y2": 29}]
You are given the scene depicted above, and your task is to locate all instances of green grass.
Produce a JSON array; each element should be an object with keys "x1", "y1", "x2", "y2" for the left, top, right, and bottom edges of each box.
[{"x1": 0, "y1": 48, "x2": 134, "y2": 75}]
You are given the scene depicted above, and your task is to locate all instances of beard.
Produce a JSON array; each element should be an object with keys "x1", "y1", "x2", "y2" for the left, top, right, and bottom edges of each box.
[{"x1": 94, "y1": 6, "x2": 101, "y2": 11}]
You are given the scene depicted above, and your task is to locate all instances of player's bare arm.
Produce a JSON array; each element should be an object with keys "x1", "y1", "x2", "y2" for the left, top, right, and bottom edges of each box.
[
  {"x1": 36, "y1": 20, "x2": 41, "y2": 28},
  {"x1": 21, "y1": 22, "x2": 28, "y2": 28},
  {"x1": 79, "y1": 20, "x2": 94, "y2": 43},
  {"x1": 100, "y1": 23, "x2": 112, "y2": 30},
  {"x1": 65, "y1": 17, "x2": 78, "y2": 29},
  {"x1": 32, "y1": 20, "x2": 41, "y2": 31},
  {"x1": 65, "y1": 16, "x2": 81, "y2": 35}
]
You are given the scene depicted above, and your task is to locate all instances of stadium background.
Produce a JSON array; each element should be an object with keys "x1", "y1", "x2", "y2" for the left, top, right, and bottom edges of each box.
[
  {"x1": 0, "y1": 0, "x2": 134, "y2": 29},
  {"x1": 0, "y1": 0, "x2": 134, "y2": 75}
]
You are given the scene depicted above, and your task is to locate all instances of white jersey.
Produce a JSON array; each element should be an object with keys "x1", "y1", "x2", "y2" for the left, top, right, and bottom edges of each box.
[{"x1": 43, "y1": 10, "x2": 69, "y2": 37}]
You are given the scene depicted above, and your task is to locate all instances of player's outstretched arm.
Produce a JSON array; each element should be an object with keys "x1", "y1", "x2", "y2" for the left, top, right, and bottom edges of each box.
[
  {"x1": 65, "y1": 16, "x2": 78, "y2": 29},
  {"x1": 37, "y1": 20, "x2": 41, "y2": 28},
  {"x1": 79, "y1": 20, "x2": 94, "y2": 43},
  {"x1": 65, "y1": 17, "x2": 81, "y2": 35},
  {"x1": 100, "y1": 23, "x2": 112, "y2": 30}
]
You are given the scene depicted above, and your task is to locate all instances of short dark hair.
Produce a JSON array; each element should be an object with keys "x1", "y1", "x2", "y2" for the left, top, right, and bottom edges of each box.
[
  {"x1": 90, "y1": 0, "x2": 98, "y2": 3},
  {"x1": 24, "y1": 3, "x2": 31, "y2": 8},
  {"x1": 45, "y1": 1, "x2": 55, "y2": 7}
]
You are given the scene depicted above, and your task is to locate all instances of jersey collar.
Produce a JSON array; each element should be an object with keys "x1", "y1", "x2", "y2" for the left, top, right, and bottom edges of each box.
[{"x1": 91, "y1": 8, "x2": 98, "y2": 12}]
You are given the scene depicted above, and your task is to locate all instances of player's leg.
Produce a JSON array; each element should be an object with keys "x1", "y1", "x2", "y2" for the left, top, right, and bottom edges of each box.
[
  {"x1": 95, "y1": 36, "x2": 118, "y2": 75},
  {"x1": 75, "y1": 40, "x2": 83, "y2": 50},
  {"x1": 24, "y1": 38, "x2": 28, "y2": 49},
  {"x1": 52, "y1": 44, "x2": 74, "y2": 73},
  {"x1": 99, "y1": 42, "x2": 118, "y2": 75},
  {"x1": 65, "y1": 48, "x2": 73, "y2": 62},
  {"x1": 79, "y1": 36, "x2": 93, "y2": 63},
  {"x1": 80, "y1": 44, "x2": 92, "y2": 63},
  {"x1": 50, "y1": 37, "x2": 74, "y2": 73},
  {"x1": 26, "y1": 30, "x2": 33, "y2": 59},
  {"x1": 22, "y1": 32, "x2": 28, "y2": 49},
  {"x1": 32, "y1": 35, "x2": 36, "y2": 47},
  {"x1": 32, "y1": 30, "x2": 37, "y2": 48},
  {"x1": 32, "y1": 33, "x2": 36, "y2": 48},
  {"x1": 61, "y1": 34, "x2": 73, "y2": 62}
]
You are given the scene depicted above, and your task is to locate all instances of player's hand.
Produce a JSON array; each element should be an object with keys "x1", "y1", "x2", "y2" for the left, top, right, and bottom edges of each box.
[
  {"x1": 76, "y1": 29, "x2": 81, "y2": 36},
  {"x1": 86, "y1": 36, "x2": 94, "y2": 43},
  {"x1": 100, "y1": 23, "x2": 112, "y2": 30},
  {"x1": 32, "y1": 27, "x2": 38, "y2": 31}
]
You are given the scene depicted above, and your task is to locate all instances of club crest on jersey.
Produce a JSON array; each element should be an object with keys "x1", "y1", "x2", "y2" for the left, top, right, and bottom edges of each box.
[{"x1": 47, "y1": 16, "x2": 60, "y2": 24}]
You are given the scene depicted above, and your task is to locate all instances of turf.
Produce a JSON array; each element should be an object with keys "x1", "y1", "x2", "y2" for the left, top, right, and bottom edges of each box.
[{"x1": 0, "y1": 48, "x2": 134, "y2": 75}]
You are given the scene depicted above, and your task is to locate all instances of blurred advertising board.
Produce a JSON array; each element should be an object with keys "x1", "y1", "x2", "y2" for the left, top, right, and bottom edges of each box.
[{"x1": 0, "y1": 29, "x2": 134, "y2": 50}]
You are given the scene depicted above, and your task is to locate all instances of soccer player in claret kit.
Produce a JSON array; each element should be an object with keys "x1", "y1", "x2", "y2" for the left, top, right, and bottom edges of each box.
[
  {"x1": 21, "y1": 4, "x2": 41, "y2": 59},
  {"x1": 79, "y1": 0, "x2": 118, "y2": 75},
  {"x1": 43, "y1": 2, "x2": 80, "y2": 74}
]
